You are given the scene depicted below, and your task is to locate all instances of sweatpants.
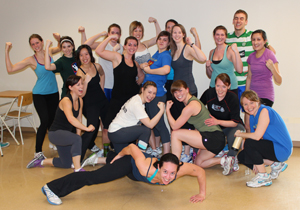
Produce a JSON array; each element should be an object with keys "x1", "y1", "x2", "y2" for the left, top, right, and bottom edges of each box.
[
  {"x1": 48, "y1": 130, "x2": 82, "y2": 168},
  {"x1": 47, "y1": 152, "x2": 136, "y2": 197}
]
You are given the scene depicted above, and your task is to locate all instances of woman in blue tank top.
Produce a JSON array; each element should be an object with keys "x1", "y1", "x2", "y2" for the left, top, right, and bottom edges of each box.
[
  {"x1": 42, "y1": 144, "x2": 206, "y2": 205},
  {"x1": 235, "y1": 90, "x2": 292, "y2": 188},
  {"x1": 5, "y1": 33, "x2": 61, "y2": 163},
  {"x1": 206, "y1": 25, "x2": 243, "y2": 95}
]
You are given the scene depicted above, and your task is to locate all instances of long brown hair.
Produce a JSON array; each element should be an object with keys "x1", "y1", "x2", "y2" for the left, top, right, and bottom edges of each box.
[{"x1": 170, "y1": 24, "x2": 187, "y2": 58}]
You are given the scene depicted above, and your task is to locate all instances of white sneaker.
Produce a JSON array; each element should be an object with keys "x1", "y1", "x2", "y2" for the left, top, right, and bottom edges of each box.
[
  {"x1": 49, "y1": 143, "x2": 57, "y2": 151},
  {"x1": 232, "y1": 156, "x2": 239, "y2": 172},
  {"x1": 221, "y1": 155, "x2": 234, "y2": 175},
  {"x1": 90, "y1": 145, "x2": 100, "y2": 153},
  {"x1": 246, "y1": 173, "x2": 272, "y2": 188},
  {"x1": 155, "y1": 147, "x2": 162, "y2": 154},
  {"x1": 145, "y1": 147, "x2": 153, "y2": 154},
  {"x1": 96, "y1": 149, "x2": 104, "y2": 157},
  {"x1": 82, "y1": 153, "x2": 98, "y2": 167},
  {"x1": 270, "y1": 162, "x2": 288, "y2": 179},
  {"x1": 42, "y1": 184, "x2": 62, "y2": 205},
  {"x1": 151, "y1": 149, "x2": 161, "y2": 158},
  {"x1": 215, "y1": 150, "x2": 228, "y2": 158},
  {"x1": 180, "y1": 154, "x2": 192, "y2": 163}
]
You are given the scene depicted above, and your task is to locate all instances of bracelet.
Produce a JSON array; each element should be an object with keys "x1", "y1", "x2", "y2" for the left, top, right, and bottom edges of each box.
[{"x1": 190, "y1": 43, "x2": 194, "y2": 47}]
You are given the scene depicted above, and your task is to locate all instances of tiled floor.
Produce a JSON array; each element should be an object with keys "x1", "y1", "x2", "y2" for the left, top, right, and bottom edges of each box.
[{"x1": 0, "y1": 132, "x2": 299, "y2": 210}]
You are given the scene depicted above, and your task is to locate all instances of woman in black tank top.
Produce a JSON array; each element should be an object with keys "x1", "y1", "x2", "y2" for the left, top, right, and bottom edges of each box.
[
  {"x1": 26, "y1": 75, "x2": 95, "y2": 172},
  {"x1": 76, "y1": 45, "x2": 110, "y2": 161}
]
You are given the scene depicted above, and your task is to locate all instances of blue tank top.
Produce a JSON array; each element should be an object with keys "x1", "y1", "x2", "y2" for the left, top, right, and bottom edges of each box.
[
  {"x1": 209, "y1": 45, "x2": 238, "y2": 90},
  {"x1": 32, "y1": 55, "x2": 58, "y2": 95}
]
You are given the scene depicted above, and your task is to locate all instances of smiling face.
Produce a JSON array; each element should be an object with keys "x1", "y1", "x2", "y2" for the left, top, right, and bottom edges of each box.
[
  {"x1": 215, "y1": 78, "x2": 230, "y2": 100},
  {"x1": 132, "y1": 26, "x2": 143, "y2": 41},
  {"x1": 173, "y1": 86, "x2": 189, "y2": 103},
  {"x1": 141, "y1": 85, "x2": 157, "y2": 103},
  {"x1": 159, "y1": 162, "x2": 177, "y2": 185},
  {"x1": 251, "y1": 33, "x2": 267, "y2": 51},
  {"x1": 214, "y1": 29, "x2": 227, "y2": 45},
  {"x1": 172, "y1": 26, "x2": 185, "y2": 44},
  {"x1": 108, "y1": 26, "x2": 121, "y2": 44},
  {"x1": 61, "y1": 42, "x2": 74, "y2": 58},
  {"x1": 79, "y1": 48, "x2": 91, "y2": 65},
  {"x1": 233, "y1": 13, "x2": 248, "y2": 32},
  {"x1": 30, "y1": 38, "x2": 44, "y2": 52},
  {"x1": 242, "y1": 97, "x2": 259, "y2": 116},
  {"x1": 157, "y1": 35, "x2": 169, "y2": 51},
  {"x1": 69, "y1": 78, "x2": 84, "y2": 97},
  {"x1": 124, "y1": 38, "x2": 138, "y2": 55}
]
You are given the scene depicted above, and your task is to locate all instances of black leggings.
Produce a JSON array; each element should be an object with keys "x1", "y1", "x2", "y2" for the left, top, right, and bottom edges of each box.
[
  {"x1": 32, "y1": 92, "x2": 59, "y2": 153},
  {"x1": 47, "y1": 152, "x2": 136, "y2": 197},
  {"x1": 237, "y1": 138, "x2": 278, "y2": 170}
]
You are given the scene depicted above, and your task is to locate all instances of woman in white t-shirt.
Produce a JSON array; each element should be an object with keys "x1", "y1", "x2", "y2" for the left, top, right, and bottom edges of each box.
[{"x1": 107, "y1": 81, "x2": 165, "y2": 153}]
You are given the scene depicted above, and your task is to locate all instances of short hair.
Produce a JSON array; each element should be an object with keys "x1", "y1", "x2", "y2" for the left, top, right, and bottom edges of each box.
[
  {"x1": 140, "y1": 81, "x2": 157, "y2": 94},
  {"x1": 240, "y1": 90, "x2": 261, "y2": 106},
  {"x1": 66, "y1": 75, "x2": 81, "y2": 94},
  {"x1": 107, "y1": 23, "x2": 121, "y2": 43},
  {"x1": 234, "y1": 9, "x2": 248, "y2": 20},
  {"x1": 165, "y1": 19, "x2": 178, "y2": 30},
  {"x1": 215, "y1": 73, "x2": 231, "y2": 86},
  {"x1": 156, "y1": 31, "x2": 171, "y2": 50},
  {"x1": 213, "y1": 25, "x2": 228, "y2": 37},
  {"x1": 171, "y1": 80, "x2": 188, "y2": 95},
  {"x1": 129, "y1": 21, "x2": 144, "y2": 39},
  {"x1": 75, "y1": 44, "x2": 95, "y2": 66}
]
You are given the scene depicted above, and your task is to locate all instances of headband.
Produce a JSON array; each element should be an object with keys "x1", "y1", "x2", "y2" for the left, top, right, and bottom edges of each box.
[{"x1": 60, "y1": 39, "x2": 73, "y2": 45}]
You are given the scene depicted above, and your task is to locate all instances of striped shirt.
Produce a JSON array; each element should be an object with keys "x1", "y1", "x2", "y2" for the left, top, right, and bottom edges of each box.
[{"x1": 226, "y1": 30, "x2": 254, "y2": 86}]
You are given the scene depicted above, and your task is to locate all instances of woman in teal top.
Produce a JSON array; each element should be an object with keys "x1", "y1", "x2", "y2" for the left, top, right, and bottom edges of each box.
[
  {"x1": 5, "y1": 33, "x2": 61, "y2": 162},
  {"x1": 206, "y1": 25, "x2": 243, "y2": 95},
  {"x1": 166, "y1": 80, "x2": 230, "y2": 174}
]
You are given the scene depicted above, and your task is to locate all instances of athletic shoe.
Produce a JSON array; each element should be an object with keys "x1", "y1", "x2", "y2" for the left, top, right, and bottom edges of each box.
[
  {"x1": 221, "y1": 156, "x2": 234, "y2": 175},
  {"x1": 151, "y1": 149, "x2": 161, "y2": 158},
  {"x1": 215, "y1": 149, "x2": 228, "y2": 158},
  {"x1": 41, "y1": 184, "x2": 62, "y2": 205},
  {"x1": 155, "y1": 147, "x2": 162, "y2": 154},
  {"x1": 246, "y1": 173, "x2": 272, "y2": 188},
  {"x1": 96, "y1": 149, "x2": 104, "y2": 157},
  {"x1": 0, "y1": 142, "x2": 10, "y2": 148},
  {"x1": 145, "y1": 147, "x2": 153, "y2": 154},
  {"x1": 90, "y1": 145, "x2": 100, "y2": 153},
  {"x1": 270, "y1": 162, "x2": 288, "y2": 179},
  {"x1": 180, "y1": 154, "x2": 192, "y2": 163},
  {"x1": 49, "y1": 142, "x2": 57, "y2": 151},
  {"x1": 74, "y1": 168, "x2": 86, "y2": 172},
  {"x1": 82, "y1": 153, "x2": 98, "y2": 167},
  {"x1": 232, "y1": 156, "x2": 239, "y2": 172},
  {"x1": 34, "y1": 151, "x2": 46, "y2": 160},
  {"x1": 27, "y1": 152, "x2": 45, "y2": 168}
]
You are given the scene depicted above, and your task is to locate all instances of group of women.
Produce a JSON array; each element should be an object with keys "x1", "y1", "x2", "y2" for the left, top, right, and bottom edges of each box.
[{"x1": 4, "y1": 16, "x2": 292, "y2": 205}]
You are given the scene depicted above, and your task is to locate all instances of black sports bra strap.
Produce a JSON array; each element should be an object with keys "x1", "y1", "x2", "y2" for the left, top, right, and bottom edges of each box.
[
  {"x1": 146, "y1": 157, "x2": 153, "y2": 178},
  {"x1": 79, "y1": 67, "x2": 86, "y2": 75}
]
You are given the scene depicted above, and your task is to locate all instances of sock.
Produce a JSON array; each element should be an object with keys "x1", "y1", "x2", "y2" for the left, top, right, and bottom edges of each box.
[
  {"x1": 41, "y1": 160, "x2": 44, "y2": 165},
  {"x1": 74, "y1": 168, "x2": 82, "y2": 172}
]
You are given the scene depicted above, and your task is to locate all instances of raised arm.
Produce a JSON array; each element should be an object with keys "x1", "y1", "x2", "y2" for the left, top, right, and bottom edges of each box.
[
  {"x1": 190, "y1": 27, "x2": 201, "y2": 49},
  {"x1": 84, "y1": 30, "x2": 108, "y2": 50},
  {"x1": 229, "y1": 43, "x2": 243, "y2": 74},
  {"x1": 45, "y1": 40, "x2": 57, "y2": 71},
  {"x1": 142, "y1": 17, "x2": 162, "y2": 48},
  {"x1": 78, "y1": 26, "x2": 87, "y2": 45},
  {"x1": 95, "y1": 35, "x2": 120, "y2": 66},
  {"x1": 185, "y1": 37, "x2": 206, "y2": 62},
  {"x1": 5, "y1": 42, "x2": 34, "y2": 73},
  {"x1": 235, "y1": 108, "x2": 270, "y2": 140},
  {"x1": 50, "y1": 33, "x2": 61, "y2": 54},
  {"x1": 140, "y1": 102, "x2": 165, "y2": 129},
  {"x1": 177, "y1": 162, "x2": 206, "y2": 203}
]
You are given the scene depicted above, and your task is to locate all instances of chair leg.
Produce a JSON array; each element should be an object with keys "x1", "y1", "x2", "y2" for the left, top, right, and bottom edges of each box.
[
  {"x1": 18, "y1": 118, "x2": 24, "y2": 145},
  {"x1": 0, "y1": 145, "x2": 3, "y2": 157},
  {"x1": 27, "y1": 117, "x2": 37, "y2": 133}
]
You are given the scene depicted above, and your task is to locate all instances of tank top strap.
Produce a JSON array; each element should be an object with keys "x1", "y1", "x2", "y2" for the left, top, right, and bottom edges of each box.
[
  {"x1": 180, "y1": 44, "x2": 187, "y2": 58},
  {"x1": 92, "y1": 63, "x2": 97, "y2": 72},
  {"x1": 33, "y1": 54, "x2": 51, "y2": 65},
  {"x1": 79, "y1": 67, "x2": 86, "y2": 75},
  {"x1": 146, "y1": 157, "x2": 153, "y2": 178}
]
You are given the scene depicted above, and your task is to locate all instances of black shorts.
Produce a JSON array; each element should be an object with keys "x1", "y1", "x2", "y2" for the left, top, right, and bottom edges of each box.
[{"x1": 200, "y1": 130, "x2": 225, "y2": 155}]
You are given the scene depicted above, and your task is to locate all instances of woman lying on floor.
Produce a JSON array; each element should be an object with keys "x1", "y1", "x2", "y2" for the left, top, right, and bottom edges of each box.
[{"x1": 41, "y1": 144, "x2": 206, "y2": 205}]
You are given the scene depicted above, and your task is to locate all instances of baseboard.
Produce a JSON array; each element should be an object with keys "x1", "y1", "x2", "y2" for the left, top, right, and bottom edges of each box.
[{"x1": 293, "y1": 141, "x2": 300, "y2": 147}]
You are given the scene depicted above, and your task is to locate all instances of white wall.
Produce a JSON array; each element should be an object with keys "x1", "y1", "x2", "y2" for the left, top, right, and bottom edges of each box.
[{"x1": 1, "y1": 0, "x2": 299, "y2": 140}]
